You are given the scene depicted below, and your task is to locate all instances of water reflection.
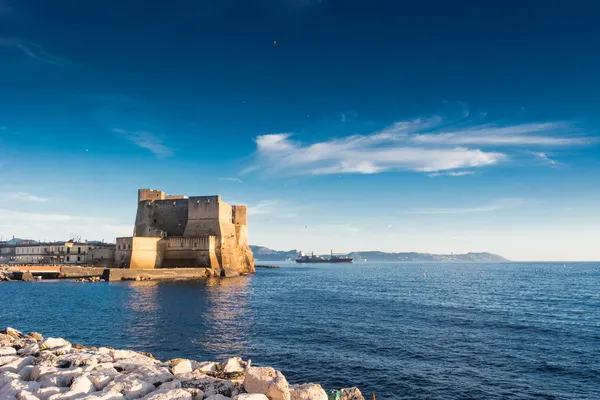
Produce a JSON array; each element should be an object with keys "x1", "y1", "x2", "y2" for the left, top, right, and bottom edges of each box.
[{"x1": 116, "y1": 276, "x2": 254, "y2": 362}]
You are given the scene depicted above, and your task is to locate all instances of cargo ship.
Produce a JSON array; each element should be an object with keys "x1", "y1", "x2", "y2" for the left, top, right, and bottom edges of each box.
[{"x1": 295, "y1": 250, "x2": 353, "y2": 264}]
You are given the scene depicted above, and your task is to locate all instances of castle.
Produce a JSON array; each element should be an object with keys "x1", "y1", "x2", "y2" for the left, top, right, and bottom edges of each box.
[{"x1": 114, "y1": 189, "x2": 254, "y2": 275}]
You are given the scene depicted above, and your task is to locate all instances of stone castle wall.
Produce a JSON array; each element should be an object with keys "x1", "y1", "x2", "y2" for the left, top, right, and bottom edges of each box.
[{"x1": 126, "y1": 189, "x2": 254, "y2": 274}]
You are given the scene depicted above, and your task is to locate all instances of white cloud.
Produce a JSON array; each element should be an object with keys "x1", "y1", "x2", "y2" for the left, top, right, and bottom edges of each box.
[
  {"x1": 533, "y1": 152, "x2": 558, "y2": 165},
  {"x1": 0, "y1": 209, "x2": 71, "y2": 222},
  {"x1": 4, "y1": 192, "x2": 51, "y2": 203},
  {"x1": 247, "y1": 116, "x2": 590, "y2": 176},
  {"x1": 247, "y1": 200, "x2": 279, "y2": 215},
  {"x1": 219, "y1": 177, "x2": 243, "y2": 183},
  {"x1": 112, "y1": 128, "x2": 173, "y2": 158},
  {"x1": 0, "y1": 37, "x2": 72, "y2": 66},
  {"x1": 405, "y1": 198, "x2": 522, "y2": 215},
  {"x1": 428, "y1": 171, "x2": 475, "y2": 177}
]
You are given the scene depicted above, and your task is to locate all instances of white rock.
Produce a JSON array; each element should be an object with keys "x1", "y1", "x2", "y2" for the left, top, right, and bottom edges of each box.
[
  {"x1": 192, "y1": 362, "x2": 217, "y2": 373},
  {"x1": 179, "y1": 373, "x2": 233, "y2": 398},
  {"x1": 69, "y1": 375, "x2": 95, "y2": 395},
  {"x1": 243, "y1": 367, "x2": 290, "y2": 400},
  {"x1": 0, "y1": 356, "x2": 36, "y2": 373},
  {"x1": 35, "y1": 387, "x2": 69, "y2": 400},
  {"x1": 0, "y1": 379, "x2": 41, "y2": 397},
  {"x1": 30, "y1": 366, "x2": 58, "y2": 381},
  {"x1": 110, "y1": 350, "x2": 141, "y2": 361},
  {"x1": 102, "y1": 375, "x2": 155, "y2": 399},
  {"x1": 0, "y1": 355, "x2": 19, "y2": 366},
  {"x1": 18, "y1": 344, "x2": 40, "y2": 356},
  {"x1": 38, "y1": 339, "x2": 70, "y2": 351},
  {"x1": 233, "y1": 395, "x2": 269, "y2": 400},
  {"x1": 18, "y1": 365, "x2": 34, "y2": 381},
  {"x1": 339, "y1": 387, "x2": 364, "y2": 400},
  {"x1": 0, "y1": 371, "x2": 21, "y2": 387},
  {"x1": 37, "y1": 368, "x2": 84, "y2": 388},
  {"x1": 0, "y1": 347, "x2": 17, "y2": 356},
  {"x1": 127, "y1": 365, "x2": 173, "y2": 386},
  {"x1": 17, "y1": 390, "x2": 41, "y2": 400},
  {"x1": 171, "y1": 360, "x2": 192, "y2": 376},
  {"x1": 157, "y1": 381, "x2": 182, "y2": 390},
  {"x1": 50, "y1": 345, "x2": 72, "y2": 356},
  {"x1": 222, "y1": 358, "x2": 244, "y2": 374},
  {"x1": 4, "y1": 327, "x2": 23, "y2": 338},
  {"x1": 88, "y1": 367, "x2": 120, "y2": 390},
  {"x1": 85, "y1": 390, "x2": 127, "y2": 399},
  {"x1": 290, "y1": 384, "x2": 327, "y2": 400},
  {"x1": 141, "y1": 389, "x2": 193, "y2": 400},
  {"x1": 113, "y1": 355, "x2": 156, "y2": 372},
  {"x1": 205, "y1": 395, "x2": 231, "y2": 400}
]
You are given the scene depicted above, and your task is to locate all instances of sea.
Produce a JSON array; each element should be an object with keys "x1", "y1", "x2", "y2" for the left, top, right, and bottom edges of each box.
[{"x1": 1, "y1": 262, "x2": 599, "y2": 400}]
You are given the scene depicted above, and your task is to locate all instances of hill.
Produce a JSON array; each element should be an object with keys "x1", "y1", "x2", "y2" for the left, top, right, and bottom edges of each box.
[{"x1": 250, "y1": 246, "x2": 509, "y2": 262}]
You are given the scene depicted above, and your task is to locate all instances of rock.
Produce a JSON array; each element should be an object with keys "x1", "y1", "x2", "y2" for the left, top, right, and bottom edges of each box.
[
  {"x1": 38, "y1": 339, "x2": 70, "y2": 352},
  {"x1": 339, "y1": 388, "x2": 364, "y2": 400},
  {"x1": 68, "y1": 375, "x2": 95, "y2": 395},
  {"x1": 0, "y1": 355, "x2": 19, "y2": 366},
  {"x1": 35, "y1": 387, "x2": 69, "y2": 400},
  {"x1": 18, "y1": 365, "x2": 35, "y2": 381},
  {"x1": 88, "y1": 366, "x2": 120, "y2": 390},
  {"x1": 243, "y1": 367, "x2": 290, "y2": 400},
  {"x1": 110, "y1": 350, "x2": 141, "y2": 361},
  {"x1": 0, "y1": 379, "x2": 41, "y2": 397},
  {"x1": 127, "y1": 365, "x2": 174, "y2": 387},
  {"x1": 30, "y1": 366, "x2": 58, "y2": 381},
  {"x1": 192, "y1": 362, "x2": 217, "y2": 373},
  {"x1": 3, "y1": 327, "x2": 23, "y2": 339},
  {"x1": 290, "y1": 384, "x2": 327, "y2": 400},
  {"x1": 25, "y1": 333, "x2": 44, "y2": 341},
  {"x1": 0, "y1": 371, "x2": 21, "y2": 387},
  {"x1": 157, "y1": 380, "x2": 182, "y2": 390},
  {"x1": 205, "y1": 395, "x2": 232, "y2": 400},
  {"x1": 233, "y1": 395, "x2": 269, "y2": 400},
  {"x1": 0, "y1": 347, "x2": 17, "y2": 356},
  {"x1": 179, "y1": 373, "x2": 234, "y2": 398},
  {"x1": 222, "y1": 358, "x2": 245, "y2": 374},
  {"x1": 17, "y1": 390, "x2": 41, "y2": 400},
  {"x1": 37, "y1": 368, "x2": 84, "y2": 388},
  {"x1": 102, "y1": 375, "x2": 156, "y2": 399},
  {"x1": 141, "y1": 389, "x2": 193, "y2": 400},
  {"x1": 0, "y1": 356, "x2": 36, "y2": 373},
  {"x1": 19, "y1": 344, "x2": 41, "y2": 357},
  {"x1": 85, "y1": 391, "x2": 127, "y2": 400},
  {"x1": 33, "y1": 351, "x2": 60, "y2": 367},
  {"x1": 183, "y1": 388, "x2": 204, "y2": 400},
  {"x1": 220, "y1": 268, "x2": 239, "y2": 278},
  {"x1": 171, "y1": 360, "x2": 192, "y2": 376},
  {"x1": 113, "y1": 355, "x2": 157, "y2": 372}
]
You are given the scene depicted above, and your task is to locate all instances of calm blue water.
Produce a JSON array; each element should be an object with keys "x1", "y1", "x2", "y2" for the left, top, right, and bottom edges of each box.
[{"x1": 1, "y1": 262, "x2": 599, "y2": 399}]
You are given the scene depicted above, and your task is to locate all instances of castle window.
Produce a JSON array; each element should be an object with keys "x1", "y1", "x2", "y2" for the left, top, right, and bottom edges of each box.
[
  {"x1": 181, "y1": 241, "x2": 184, "y2": 247},
  {"x1": 128, "y1": 244, "x2": 131, "y2": 249},
  {"x1": 194, "y1": 243, "x2": 197, "y2": 247},
  {"x1": 154, "y1": 219, "x2": 157, "y2": 223}
]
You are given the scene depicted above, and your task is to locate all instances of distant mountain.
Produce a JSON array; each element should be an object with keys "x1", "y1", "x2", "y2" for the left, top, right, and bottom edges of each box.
[
  {"x1": 250, "y1": 246, "x2": 509, "y2": 262},
  {"x1": 250, "y1": 246, "x2": 299, "y2": 261}
]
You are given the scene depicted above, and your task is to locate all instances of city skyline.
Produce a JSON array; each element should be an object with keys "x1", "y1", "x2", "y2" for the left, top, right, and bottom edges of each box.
[{"x1": 1, "y1": 0, "x2": 599, "y2": 261}]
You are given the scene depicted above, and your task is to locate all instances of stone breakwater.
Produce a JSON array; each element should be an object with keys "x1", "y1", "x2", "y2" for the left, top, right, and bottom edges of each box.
[{"x1": 0, "y1": 328, "x2": 365, "y2": 400}]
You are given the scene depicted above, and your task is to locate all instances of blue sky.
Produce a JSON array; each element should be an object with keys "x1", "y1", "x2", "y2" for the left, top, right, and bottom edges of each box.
[{"x1": 1, "y1": 0, "x2": 599, "y2": 260}]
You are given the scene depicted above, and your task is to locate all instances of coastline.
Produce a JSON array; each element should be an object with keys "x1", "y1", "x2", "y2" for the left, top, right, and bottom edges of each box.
[{"x1": 0, "y1": 327, "x2": 364, "y2": 400}]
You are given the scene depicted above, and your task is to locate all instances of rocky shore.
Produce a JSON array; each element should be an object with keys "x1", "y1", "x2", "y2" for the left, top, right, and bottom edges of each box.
[{"x1": 0, "y1": 328, "x2": 364, "y2": 400}]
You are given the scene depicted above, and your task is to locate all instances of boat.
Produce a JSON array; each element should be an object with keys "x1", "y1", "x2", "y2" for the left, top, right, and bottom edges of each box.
[{"x1": 295, "y1": 250, "x2": 353, "y2": 264}]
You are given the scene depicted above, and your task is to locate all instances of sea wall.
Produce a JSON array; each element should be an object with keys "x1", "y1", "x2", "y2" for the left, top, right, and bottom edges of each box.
[{"x1": 0, "y1": 327, "x2": 365, "y2": 400}]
